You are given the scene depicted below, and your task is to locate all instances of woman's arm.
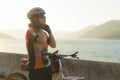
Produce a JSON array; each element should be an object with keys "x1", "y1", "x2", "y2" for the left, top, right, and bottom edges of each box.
[
  {"x1": 48, "y1": 33, "x2": 56, "y2": 48},
  {"x1": 43, "y1": 25, "x2": 56, "y2": 48},
  {"x1": 36, "y1": 29, "x2": 56, "y2": 48}
]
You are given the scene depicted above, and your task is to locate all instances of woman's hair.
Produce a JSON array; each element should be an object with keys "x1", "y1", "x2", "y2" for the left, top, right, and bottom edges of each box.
[
  {"x1": 27, "y1": 7, "x2": 45, "y2": 30},
  {"x1": 28, "y1": 23, "x2": 32, "y2": 28},
  {"x1": 28, "y1": 17, "x2": 42, "y2": 31}
]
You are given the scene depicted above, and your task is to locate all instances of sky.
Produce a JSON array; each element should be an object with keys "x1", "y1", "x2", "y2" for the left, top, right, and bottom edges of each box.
[{"x1": 0, "y1": 0, "x2": 120, "y2": 32}]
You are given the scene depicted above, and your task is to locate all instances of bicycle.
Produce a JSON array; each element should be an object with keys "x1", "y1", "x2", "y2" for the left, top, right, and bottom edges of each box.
[
  {"x1": 51, "y1": 50, "x2": 85, "y2": 80},
  {"x1": 20, "y1": 50, "x2": 85, "y2": 80}
]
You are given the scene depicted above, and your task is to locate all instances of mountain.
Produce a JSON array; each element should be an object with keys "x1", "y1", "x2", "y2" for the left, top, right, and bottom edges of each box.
[
  {"x1": 70, "y1": 25, "x2": 97, "y2": 39},
  {"x1": 77, "y1": 20, "x2": 120, "y2": 39},
  {"x1": 0, "y1": 20, "x2": 120, "y2": 40},
  {"x1": 0, "y1": 29, "x2": 26, "y2": 40},
  {"x1": 53, "y1": 31, "x2": 74, "y2": 40},
  {"x1": 0, "y1": 32, "x2": 14, "y2": 39}
]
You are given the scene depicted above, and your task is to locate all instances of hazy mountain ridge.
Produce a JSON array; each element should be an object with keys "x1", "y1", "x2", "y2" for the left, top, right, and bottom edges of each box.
[
  {"x1": 0, "y1": 20, "x2": 120, "y2": 40},
  {"x1": 55, "y1": 20, "x2": 120, "y2": 40},
  {"x1": 0, "y1": 32, "x2": 14, "y2": 39},
  {"x1": 78, "y1": 20, "x2": 120, "y2": 39},
  {"x1": 0, "y1": 29, "x2": 26, "y2": 40}
]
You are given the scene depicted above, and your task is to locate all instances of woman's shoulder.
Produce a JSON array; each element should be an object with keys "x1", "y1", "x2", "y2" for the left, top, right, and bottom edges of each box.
[
  {"x1": 25, "y1": 28, "x2": 34, "y2": 38},
  {"x1": 26, "y1": 28, "x2": 34, "y2": 34}
]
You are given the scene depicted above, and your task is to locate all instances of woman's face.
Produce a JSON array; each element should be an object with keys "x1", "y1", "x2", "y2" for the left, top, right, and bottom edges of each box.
[{"x1": 38, "y1": 17, "x2": 46, "y2": 26}]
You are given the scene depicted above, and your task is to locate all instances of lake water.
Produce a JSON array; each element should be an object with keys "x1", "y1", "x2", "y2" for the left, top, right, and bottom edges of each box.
[{"x1": 0, "y1": 39, "x2": 120, "y2": 63}]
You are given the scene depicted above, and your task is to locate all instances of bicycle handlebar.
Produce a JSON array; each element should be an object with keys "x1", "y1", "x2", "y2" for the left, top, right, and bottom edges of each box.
[
  {"x1": 42, "y1": 50, "x2": 79, "y2": 59},
  {"x1": 51, "y1": 50, "x2": 79, "y2": 59}
]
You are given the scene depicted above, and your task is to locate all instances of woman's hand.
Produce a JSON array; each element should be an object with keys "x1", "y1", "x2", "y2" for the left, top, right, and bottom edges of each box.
[
  {"x1": 43, "y1": 25, "x2": 56, "y2": 48},
  {"x1": 43, "y1": 25, "x2": 52, "y2": 34}
]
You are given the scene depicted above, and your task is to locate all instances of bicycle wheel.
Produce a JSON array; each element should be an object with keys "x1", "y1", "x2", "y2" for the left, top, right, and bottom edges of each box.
[{"x1": 6, "y1": 73, "x2": 28, "y2": 80}]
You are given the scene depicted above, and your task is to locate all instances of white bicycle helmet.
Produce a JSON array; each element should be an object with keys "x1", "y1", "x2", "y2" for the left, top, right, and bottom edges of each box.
[{"x1": 27, "y1": 7, "x2": 46, "y2": 20}]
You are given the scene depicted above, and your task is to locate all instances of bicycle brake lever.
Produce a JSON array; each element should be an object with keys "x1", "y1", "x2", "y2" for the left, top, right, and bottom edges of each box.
[
  {"x1": 71, "y1": 54, "x2": 77, "y2": 58},
  {"x1": 71, "y1": 51, "x2": 78, "y2": 57},
  {"x1": 71, "y1": 51, "x2": 80, "y2": 59},
  {"x1": 76, "y1": 57, "x2": 79, "y2": 59}
]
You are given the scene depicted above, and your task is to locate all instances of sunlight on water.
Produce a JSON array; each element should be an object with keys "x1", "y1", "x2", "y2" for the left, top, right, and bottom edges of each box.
[
  {"x1": 0, "y1": 39, "x2": 27, "y2": 54},
  {"x1": 0, "y1": 39, "x2": 120, "y2": 63}
]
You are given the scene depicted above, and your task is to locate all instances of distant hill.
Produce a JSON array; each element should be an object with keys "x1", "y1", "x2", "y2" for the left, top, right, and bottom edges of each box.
[
  {"x1": 77, "y1": 20, "x2": 120, "y2": 39},
  {"x1": 53, "y1": 31, "x2": 73, "y2": 40},
  {"x1": 0, "y1": 32, "x2": 14, "y2": 39},
  {"x1": 0, "y1": 29, "x2": 26, "y2": 40},
  {"x1": 46, "y1": 20, "x2": 120, "y2": 40},
  {"x1": 70, "y1": 25, "x2": 97, "y2": 39},
  {"x1": 1, "y1": 20, "x2": 120, "y2": 40}
]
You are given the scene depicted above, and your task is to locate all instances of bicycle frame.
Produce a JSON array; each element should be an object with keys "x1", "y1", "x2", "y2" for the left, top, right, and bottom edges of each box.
[{"x1": 52, "y1": 51, "x2": 85, "y2": 80}]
